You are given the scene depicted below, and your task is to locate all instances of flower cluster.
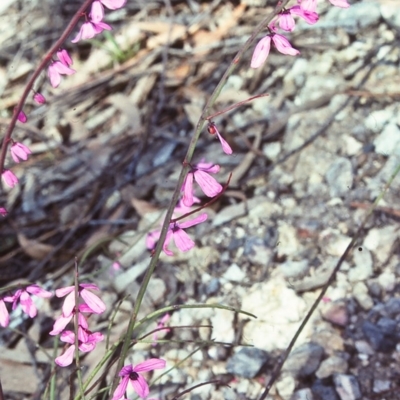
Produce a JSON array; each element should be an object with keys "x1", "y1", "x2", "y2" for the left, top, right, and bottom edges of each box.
[
  {"x1": 251, "y1": 0, "x2": 350, "y2": 68},
  {"x1": 0, "y1": 285, "x2": 52, "y2": 328},
  {"x1": 50, "y1": 283, "x2": 106, "y2": 367}
]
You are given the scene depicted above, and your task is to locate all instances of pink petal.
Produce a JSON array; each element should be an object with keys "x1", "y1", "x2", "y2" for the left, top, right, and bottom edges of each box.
[
  {"x1": 290, "y1": 5, "x2": 319, "y2": 24},
  {"x1": 17, "y1": 111, "x2": 27, "y2": 123},
  {"x1": 78, "y1": 312, "x2": 88, "y2": 329},
  {"x1": 101, "y1": 0, "x2": 126, "y2": 9},
  {"x1": 79, "y1": 283, "x2": 100, "y2": 291},
  {"x1": 0, "y1": 299, "x2": 10, "y2": 327},
  {"x1": 80, "y1": 289, "x2": 106, "y2": 314},
  {"x1": 10, "y1": 142, "x2": 31, "y2": 163},
  {"x1": 111, "y1": 376, "x2": 129, "y2": 400},
  {"x1": 178, "y1": 213, "x2": 208, "y2": 229},
  {"x1": 20, "y1": 291, "x2": 37, "y2": 318},
  {"x1": 162, "y1": 230, "x2": 174, "y2": 256},
  {"x1": 48, "y1": 64, "x2": 61, "y2": 88},
  {"x1": 49, "y1": 314, "x2": 73, "y2": 335},
  {"x1": 299, "y1": 0, "x2": 318, "y2": 12},
  {"x1": 146, "y1": 230, "x2": 161, "y2": 251},
  {"x1": 197, "y1": 161, "x2": 220, "y2": 174},
  {"x1": 62, "y1": 291, "x2": 76, "y2": 317},
  {"x1": 272, "y1": 34, "x2": 300, "y2": 56},
  {"x1": 90, "y1": 1, "x2": 104, "y2": 23},
  {"x1": 0, "y1": 207, "x2": 7, "y2": 216},
  {"x1": 279, "y1": 13, "x2": 296, "y2": 31},
  {"x1": 119, "y1": 365, "x2": 133, "y2": 377},
  {"x1": 33, "y1": 92, "x2": 46, "y2": 104},
  {"x1": 130, "y1": 375, "x2": 149, "y2": 398},
  {"x1": 60, "y1": 330, "x2": 75, "y2": 344},
  {"x1": 182, "y1": 172, "x2": 194, "y2": 207},
  {"x1": 216, "y1": 132, "x2": 233, "y2": 155},
  {"x1": 194, "y1": 170, "x2": 223, "y2": 197},
  {"x1": 57, "y1": 49, "x2": 73, "y2": 66},
  {"x1": 53, "y1": 61, "x2": 75, "y2": 76},
  {"x1": 172, "y1": 228, "x2": 195, "y2": 253},
  {"x1": 251, "y1": 35, "x2": 271, "y2": 69},
  {"x1": 55, "y1": 286, "x2": 74, "y2": 297},
  {"x1": 26, "y1": 284, "x2": 52, "y2": 298},
  {"x1": 55, "y1": 345, "x2": 75, "y2": 367},
  {"x1": 2, "y1": 170, "x2": 19, "y2": 190},
  {"x1": 132, "y1": 358, "x2": 166, "y2": 372},
  {"x1": 329, "y1": 0, "x2": 350, "y2": 7},
  {"x1": 92, "y1": 21, "x2": 112, "y2": 34}
]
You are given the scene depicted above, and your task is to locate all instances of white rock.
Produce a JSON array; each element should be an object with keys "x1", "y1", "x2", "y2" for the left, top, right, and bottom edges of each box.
[
  {"x1": 222, "y1": 263, "x2": 246, "y2": 283},
  {"x1": 277, "y1": 222, "x2": 302, "y2": 257},
  {"x1": 378, "y1": 271, "x2": 396, "y2": 292},
  {"x1": 365, "y1": 108, "x2": 393, "y2": 132},
  {"x1": 210, "y1": 308, "x2": 235, "y2": 343},
  {"x1": 276, "y1": 375, "x2": 296, "y2": 398},
  {"x1": 373, "y1": 123, "x2": 400, "y2": 155},
  {"x1": 262, "y1": 142, "x2": 281, "y2": 161},
  {"x1": 364, "y1": 225, "x2": 400, "y2": 264}
]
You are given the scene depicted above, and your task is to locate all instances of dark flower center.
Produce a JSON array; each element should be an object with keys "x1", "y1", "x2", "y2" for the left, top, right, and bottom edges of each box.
[{"x1": 129, "y1": 371, "x2": 139, "y2": 380}]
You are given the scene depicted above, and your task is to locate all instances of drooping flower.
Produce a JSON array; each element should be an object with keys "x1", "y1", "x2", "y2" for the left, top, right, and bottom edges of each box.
[
  {"x1": 48, "y1": 60, "x2": 75, "y2": 88},
  {"x1": 57, "y1": 49, "x2": 73, "y2": 67},
  {"x1": 71, "y1": 20, "x2": 112, "y2": 43},
  {"x1": 112, "y1": 359, "x2": 166, "y2": 400},
  {"x1": 2, "y1": 170, "x2": 18, "y2": 188},
  {"x1": 3, "y1": 285, "x2": 52, "y2": 319},
  {"x1": 50, "y1": 305, "x2": 89, "y2": 336},
  {"x1": 163, "y1": 213, "x2": 208, "y2": 256},
  {"x1": 55, "y1": 329, "x2": 104, "y2": 367},
  {"x1": 55, "y1": 283, "x2": 106, "y2": 317},
  {"x1": 182, "y1": 162, "x2": 223, "y2": 207},
  {"x1": 251, "y1": 33, "x2": 300, "y2": 69},
  {"x1": 10, "y1": 142, "x2": 32, "y2": 163},
  {"x1": 0, "y1": 207, "x2": 7, "y2": 216},
  {"x1": 278, "y1": 5, "x2": 319, "y2": 31},
  {"x1": 0, "y1": 299, "x2": 10, "y2": 327},
  {"x1": 207, "y1": 122, "x2": 233, "y2": 155},
  {"x1": 33, "y1": 92, "x2": 46, "y2": 105},
  {"x1": 17, "y1": 111, "x2": 27, "y2": 123},
  {"x1": 90, "y1": 1, "x2": 105, "y2": 23}
]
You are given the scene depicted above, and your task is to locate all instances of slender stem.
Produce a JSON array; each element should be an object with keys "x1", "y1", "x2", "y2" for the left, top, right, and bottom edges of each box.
[
  {"x1": 112, "y1": 0, "x2": 291, "y2": 392},
  {"x1": 0, "y1": 0, "x2": 92, "y2": 174}
]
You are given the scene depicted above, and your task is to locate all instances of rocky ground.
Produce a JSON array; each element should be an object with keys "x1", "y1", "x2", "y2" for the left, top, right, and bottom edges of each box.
[{"x1": 0, "y1": 0, "x2": 400, "y2": 399}]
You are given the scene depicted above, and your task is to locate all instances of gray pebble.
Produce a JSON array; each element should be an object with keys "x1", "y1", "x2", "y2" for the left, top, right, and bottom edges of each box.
[
  {"x1": 325, "y1": 158, "x2": 353, "y2": 197},
  {"x1": 226, "y1": 347, "x2": 268, "y2": 378},
  {"x1": 312, "y1": 380, "x2": 339, "y2": 400},
  {"x1": 362, "y1": 320, "x2": 398, "y2": 352},
  {"x1": 333, "y1": 374, "x2": 362, "y2": 400}
]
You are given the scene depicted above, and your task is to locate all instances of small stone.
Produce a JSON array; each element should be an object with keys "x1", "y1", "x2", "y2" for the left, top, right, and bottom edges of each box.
[
  {"x1": 381, "y1": 3, "x2": 400, "y2": 29},
  {"x1": 279, "y1": 260, "x2": 309, "y2": 279},
  {"x1": 226, "y1": 347, "x2": 268, "y2": 378},
  {"x1": 354, "y1": 340, "x2": 374, "y2": 356},
  {"x1": 378, "y1": 271, "x2": 396, "y2": 292},
  {"x1": 373, "y1": 379, "x2": 391, "y2": 393},
  {"x1": 312, "y1": 380, "x2": 339, "y2": 400},
  {"x1": 210, "y1": 308, "x2": 235, "y2": 343},
  {"x1": 325, "y1": 158, "x2": 353, "y2": 198},
  {"x1": 352, "y1": 282, "x2": 374, "y2": 310},
  {"x1": 277, "y1": 222, "x2": 302, "y2": 257},
  {"x1": 384, "y1": 298, "x2": 400, "y2": 316},
  {"x1": 350, "y1": 248, "x2": 373, "y2": 282},
  {"x1": 262, "y1": 142, "x2": 281, "y2": 161},
  {"x1": 222, "y1": 263, "x2": 246, "y2": 283},
  {"x1": 316, "y1": 356, "x2": 348, "y2": 379},
  {"x1": 334, "y1": 374, "x2": 362, "y2": 400},
  {"x1": 276, "y1": 375, "x2": 296, "y2": 398},
  {"x1": 205, "y1": 278, "x2": 220, "y2": 296},
  {"x1": 362, "y1": 320, "x2": 397, "y2": 353},
  {"x1": 373, "y1": 124, "x2": 400, "y2": 155},
  {"x1": 283, "y1": 343, "x2": 324, "y2": 378},
  {"x1": 291, "y1": 388, "x2": 314, "y2": 400},
  {"x1": 365, "y1": 108, "x2": 393, "y2": 132},
  {"x1": 321, "y1": 301, "x2": 349, "y2": 327}
]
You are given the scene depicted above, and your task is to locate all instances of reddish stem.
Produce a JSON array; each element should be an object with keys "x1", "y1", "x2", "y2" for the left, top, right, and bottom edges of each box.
[{"x1": 0, "y1": 0, "x2": 93, "y2": 175}]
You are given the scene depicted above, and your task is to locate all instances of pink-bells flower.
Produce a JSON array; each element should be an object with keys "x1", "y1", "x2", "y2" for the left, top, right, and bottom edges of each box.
[
  {"x1": 48, "y1": 60, "x2": 75, "y2": 88},
  {"x1": 2, "y1": 170, "x2": 18, "y2": 188},
  {"x1": 251, "y1": 33, "x2": 300, "y2": 69},
  {"x1": 0, "y1": 207, "x2": 7, "y2": 216},
  {"x1": 71, "y1": 20, "x2": 112, "y2": 43},
  {"x1": 207, "y1": 122, "x2": 233, "y2": 154},
  {"x1": 10, "y1": 142, "x2": 32, "y2": 163},
  {"x1": 112, "y1": 359, "x2": 166, "y2": 400},
  {"x1": 182, "y1": 162, "x2": 223, "y2": 207},
  {"x1": 33, "y1": 92, "x2": 46, "y2": 105},
  {"x1": 57, "y1": 49, "x2": 73, "y2": 67},
  {"x1": 17, "y1": 111, "x2": 27, "y2": 123}
]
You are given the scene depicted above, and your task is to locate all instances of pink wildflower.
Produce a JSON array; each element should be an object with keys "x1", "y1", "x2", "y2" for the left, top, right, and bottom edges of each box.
[
  {"x1": 329, "y1": 0, "x2": 350, "y2": 7},
  {"x1": 90, "y1": 1, "x2": 105, "y2": 23},
  {"x1": 163, "y1": 213, "x2": 208, "y2": 256},
  {"x1": 100, "y1": 0, "x2": 126, "y2": 9},
  {"x1": 280, "y1": 6, "x2": 318, "y2": 30},
  {"x1": 0, "y1": 299, "x2": 10, "y2": 327},
  {"x1": 251, "y1": 33, "x2": 300, "y2": 69},
  {"x1": 17, "y1": 111, "x2": 27, "y2": 123},
  {"x1": 57, "y1": 49, "x2": 73, "y2": 67},
  {"x1": 152, "y1": 313, "x2": 170, "y2": 346},
  {"x1": 3, "y1": 285, "x2": 52, "y2": 319},
  {"x1": 2, "y1": 170, "x2": 18, "y2": 188},
  {"x1": 207, "y1": 122, "x2": 232, "y2": 155},
  {"x1": 55, "y1": 329, "x2": 104, "y2": 367},
  {"x1": 182, "y1": 162, "x2": 223, "y2": 207},
  {"x1": 55, "y1": 283, "x2": 106, "y2": 317},
  {"x1": 0, "y1": 207, "x2": 7, "y2": 216},
  {"x1": 71, "y1": 20, "x2": 112, "y2": 43},
  {"x1": 33, "y1": 92, "x2": 46, "y2": 105},
  {"x1": 48, "y1": 61, "x2": 75, "y2": 88},
  {"x1": 112, "y1": 359, "x2": 166, "y2": 400},
  {"x1": 10, "y1": 142, "x2": 32, "y2": 163},
  {"x1": 50, "y1": 305, "x2": 89, "y2": 335},
  {"x1": 278, "y1": 12, "x2": 296, "y2": 31},
  {"x1": 299, "y1": 0, "x2": 318, "y2": 12}
]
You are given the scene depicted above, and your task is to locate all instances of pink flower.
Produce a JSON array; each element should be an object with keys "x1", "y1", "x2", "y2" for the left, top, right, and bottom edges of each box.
[
  {"x1": 48, "y1": 61, "x2": 75, "y2": 88},
  {"x1": 10, "y1": 142, "x2": 32, "y2": 163},
  {"x1": 71, "y1": 20, "x2": 112, "y2": 43},
  {"x1": 55, "y1": 283, "x2": 106, "y2": 317},
  {"x1": 182, "y1": 162, "x2": 223, "y2": 207},
  {"x1": 50, "y1": 306, "x2": 88, "y2": 336},
  {"x1": 152, "y1": 314, "x2": 170, "y2": 346},
  {"x1": 0, "y1": 299, "x2": 10, "y2": 327},
  {"x1": 33, "y1": 92, "x2": 46, "y2": 104},
  {"x1": 329, "y1": 0, "x2": 350, "y2": 7},
  {"x1": 0, "y1": 207, "x2": 7, "y2": 216},
  {"x1": 299, "y1": 0, "x2": 318, "y2": 12},
  {"x1": 207, "y1": 122, "x2": 232, "y2": 155},
  {"x1": 281, "y1": 6, "x2": 318, "y2": 29},
  {"x1": 4, "y1": 285, "x2": 52, "y2": 319},
  {"x1": 17, "y1": 111, "x2": 27, "y2": 123},
  {"x1": 100, "y1": 0, "x2": 126, "y2": 9},
  {"x1": 278, "y1": 12, "x2": 296, "y2": 31},
  {"x1": 251, "y1": 33, "x2": 300, "y2": 69},
  {"x1": 55, "y1": 329, "x2": 104, "y2": 367},
  {"x1": 90, "y1": 1, "x2": 104, "y2": 23},
  {"x1": 112, "y1": 359, "x2": 166, "y2": 400},
  {"x1": 163, "y1": 213, "x2": 208, "y2": 256},
  {"x1": 2, "y1": 170, "x2": 18, "y2": 188},
  {"x1": 57, "y1": 49, "x2": 73, "y2": 67}
]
